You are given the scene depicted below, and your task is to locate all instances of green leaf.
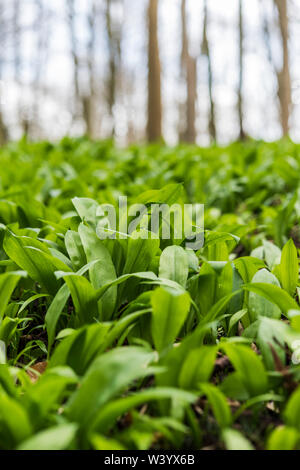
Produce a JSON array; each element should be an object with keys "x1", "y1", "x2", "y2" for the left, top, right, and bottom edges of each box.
[
  {"x1": 120, "y1": 236, "x2": 160, "y2": 301},
  {"x1": 288, "y1": 309, "x2": 300, "y2": 332},
  {"x1": 234, "y1": 256, "x2": 265, "y2": 283},
  {"x1": 3, "y1": 231, "x2": 60, "y2": 294},
  {"x1": 136, "y1": 183, "x2": 183, "y2": 205},
  {"x1": 267, "y1": 426, "x2": 299, "y2": 450},
  {"x1": 222, "y1": 428, "x2": 254, "y2": 450},
  {"x1": 205, "y1": 231, "x2": 239, "y2": 248},
  {"x1": 262, "y1": 240, "x2": 281, "y2": 270},
  {"x1": 78, "y1": 223, "x2": 117, "y2": 320},
  {"x1": 220, "y1": 372, "x2": 249, "y2": 401},
  {"x1": 276, "y1": 239, "x2": 298, "y2": 296},
  {"x1": 18, "y1": 293, "x2": 49, "y2": 315},
  {"x1": 233, "y1": 393, "x2": 283, "y2": 421},
  {"x1": 244, "y1": 316, "x2": 300, "y2": 370},
  {"x1": 45, "y1": 284, "x2": 70, "y2": 354},
  {"x1": 23, "y1": 373, "x2": 77, "y2": 427},
  {"x1": 203, "y1": 290, "x2": 242, "y2": 324},
  {"x1": 0, "y1": 341, "x2": 6, "y2": 364},
  {"x1": 0, "y1": 365, "x2": 18, "y2": 396},
  {"x1": 100, "y1": 309, "x2": 152, "y2": 352},
  {"x1": 284, "y1": 387, "x2": 300, "y2": 431},
  {"x1": 218, "y1": 262, "x2": 244, "y2": 316},
  {"x1": 94, "y1": 271, "x2": 158, "y2": 303},
  {"x1": 46, "y1": 261, "x2": 99, "y2": 351},
  {"x1": 185, "y1": 249, "x2": 199, "y2": 272},
  {"x1": 72, "y1": 197, "x2": 99, "y2": 227},
  {"x1": 17, "y1": 423, "x2": 78, "y2": 450},
  {"x1": 90, "y1": 434, "x2": 126, "y2": 450},
  {"x1": 0, "y1": 393, "x2": 32, "y2": 445},
  {"x1": 246, "y1": 276, "x2": 298, "y2": 321},
  {"x1": 251, "y1": 241, "x2": 281, "y2": 270},
  {"x1": 200, "y1": 383, "x2": 232, "y2": 428},
  {"x1": 151, "y1": 287, "x2": 191, "y2": 352},
  {"x1": 91, "y1": 387, "x2": 196, "y2": 434},
  {"x1": 221, "y1": 343, "x2": 268, "y2": 397},
  {"x1": 248, "y1": 269, "x2": 282, "y2": 321},
  {"x1": 49, "y1": 323, "x2": 111, "y2": 375},
  {"x1": 0, "y1": 271, "x2": 26, "y2": 320},
  {"x1": 66, "y1": 347, "x2": 156, "y2": 427},
  {"x1": 178, "y1": 346, "x2": 218, "y2": 389},
  {"x1": 228, "y1": 309, "x2": 248, "y2": 334},
  {"x1": 0, "y1": 317, "x2": 21, "y2": 344},
  {"x1": 159, "y1": 246, "x2": 189, "y2": 288},
  {"x1": 65, "y1": 230, "x2": 86, "y2": 270},
  {"x1": 187, "y1": 263, "x2": 216, "y2": 317},
  {"x1": 56, "y1": 273, "x2": 98, "y2": 326}
]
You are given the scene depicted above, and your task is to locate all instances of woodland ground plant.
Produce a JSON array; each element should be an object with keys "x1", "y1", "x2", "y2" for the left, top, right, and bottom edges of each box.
[{"x1": 0, "y1": 137, "x2": 300, "y2": 450}]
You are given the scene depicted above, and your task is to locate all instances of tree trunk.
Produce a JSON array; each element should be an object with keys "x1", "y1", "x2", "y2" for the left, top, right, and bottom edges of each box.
[
  {"x1": 147, "y1": 0, "x2": 162, "y2": 142},
  {"x1": 12, "y1": 0, "x2": 22, "y2": 134},
  {"x1": 85, "y1": 0, "x2": 97, "y2": 138},
  {"x1": 0, "y1": 112, "x2": 8, "y2": 146},
  {"x1": 274, "y1": 0, "x2": 291, "y2": 137},
  {"x1": 180, "y1": 0, "x2": 197, "y2": 144},
  {"x1": 105, "y1": 0, "x2": 122, "y2": 137},
  {"x1": 31, "y1": 0, "x2": 49, "y2": 139},
  {"x1": 13, "y1": 0, "x2": 21, "y2": 88},
  {"x1": 202, "y1": 0, "x2": 216, "y2": 142},
  {"x1": 67, "y1": 0, "x2": 81, "y2": 126},
  {"x1": 238, "y1": 0, "x2": 246, "y2": 140}
]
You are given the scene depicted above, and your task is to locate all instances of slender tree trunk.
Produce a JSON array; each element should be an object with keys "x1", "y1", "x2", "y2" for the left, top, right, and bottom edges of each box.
[
  {"x1": 186, "y1": 57, "x2": 197, "y2": 143},
  {"x1": 261, "y1": 0, "x2": 273, "y2": 65},
  {"x1": 180, "y1": 0, "x2": 197, "y2": 143},
  {"x1": 13, "y1": 0, "x2": 21, "y2": 82},
  {"x1": 0, "y1": 106, "x2": 7, "y2": 146},
  {"x1": 31, "y1": 0, "x2": 48, "y2": 139},
  {"x1": 13, "y1": 0, "x2": 22, "y2": 134},
  {"x1": 147, "y1": 0, "x2": 162, "y2": 142},
  {"x1": 105, "y1": 0, "x2": 122, "y2": 137},
  {"x1": 67, "y1": 0, "x2": 81, "y2": 126},
  {"x1": 202, "y1": 0, "x2": 216, "y2": 142},
  {"x1": 85, "y1": 0, "x2": 97, "y2": 138},
  {"x1": 238, "y1": 0, "x2": 245, "y2": 140},
  {"x1": 274, "y1": 0, "x2": 291, "y2": 137}
]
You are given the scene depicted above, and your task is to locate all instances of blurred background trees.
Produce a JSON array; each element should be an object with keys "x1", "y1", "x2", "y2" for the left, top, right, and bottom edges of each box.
[
  {"x1": 0, "y1": 0, "x2": 298, "y2": 145},
  {"x1": 274, "y1": 0, "x2": 291, "y2": 137}
]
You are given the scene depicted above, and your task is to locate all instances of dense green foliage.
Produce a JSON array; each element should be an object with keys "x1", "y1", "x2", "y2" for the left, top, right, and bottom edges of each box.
[{"x1": 1, "y1": 137, "x2": 300, "y2": 450}]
